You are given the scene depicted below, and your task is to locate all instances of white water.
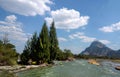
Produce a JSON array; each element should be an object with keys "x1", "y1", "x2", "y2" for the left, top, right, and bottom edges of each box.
[{"x1": 17, "y1": 60, "x2": 120, "y2": 77}]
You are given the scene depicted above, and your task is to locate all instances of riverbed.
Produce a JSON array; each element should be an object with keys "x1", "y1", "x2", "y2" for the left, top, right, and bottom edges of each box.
[{"x1": 16, "y1": 60, "x2": 120, "y2": 77}]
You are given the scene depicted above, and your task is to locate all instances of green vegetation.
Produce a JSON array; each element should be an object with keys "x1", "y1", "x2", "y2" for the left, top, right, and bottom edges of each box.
[
  {"x1": 76, "y1": 54, "x2": 120, "y2": 60},
  {"x1": 0, "y1": 34, "x2": 18, "y2": 65},
  {"x1": 64, "y1": 49, "x2": 73, "y2": 58},
  {"x1": 39, "y1": 22, "x2": 50, "y2": 63},
  {"x1": 20, "y1": 21, "x2": 74, "y2": 65},
  {"x1": 0, "y1": 70, "x2": 17, "y2": 77},
  {"x1": 20, "y1": 40, "x2": 31, "y2": 65},
  {"x1": 49, "y1": 21, "x2": 59, "y2": 60}
]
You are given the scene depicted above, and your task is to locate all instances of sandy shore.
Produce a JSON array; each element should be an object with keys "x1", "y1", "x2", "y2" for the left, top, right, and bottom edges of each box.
[{"x1": 0, "y1": 63, "x2": 50, "y2": 73}]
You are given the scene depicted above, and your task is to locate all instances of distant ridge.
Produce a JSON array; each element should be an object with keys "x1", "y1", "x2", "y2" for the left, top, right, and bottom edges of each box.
[{"x1": 81, "y1": 41, "x2": 120, "y2": 58}]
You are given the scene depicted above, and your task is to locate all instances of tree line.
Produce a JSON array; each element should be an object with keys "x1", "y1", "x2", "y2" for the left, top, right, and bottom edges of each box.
[
  {"x1": 0, "y1": 33, "x2": 18, "y2": 65},
  {"x1": 75, "y1": 54, "x2": 120, "y2": 60},
  {"x1": 20, "y1": 21, "x2": 73, "y2": 65}
]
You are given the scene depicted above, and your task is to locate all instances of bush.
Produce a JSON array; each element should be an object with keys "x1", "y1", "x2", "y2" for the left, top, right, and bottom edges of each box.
[
  {"x1": 0, "y1": 70, "x2": 17, "y2": 77},
  {"x1": 0, "y1": 40, "x2": 18, "y2": 65}
]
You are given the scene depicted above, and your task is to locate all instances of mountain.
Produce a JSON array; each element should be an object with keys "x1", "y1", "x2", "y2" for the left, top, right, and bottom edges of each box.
[{"x1": 81, "y1": 41, "x2": 120, "y2": 58}]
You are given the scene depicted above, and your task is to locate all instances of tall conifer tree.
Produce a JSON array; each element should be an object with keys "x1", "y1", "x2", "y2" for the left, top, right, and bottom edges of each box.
[
  {"x1": 49, "y1": 21, "x2": 59, "y2": 60},
  {"x1": 29, "y1": 32, "x2": 38, "y2": 62},
  {"x1": 39, "y1": 22, "x2": 50, "y2": 63},
  {"x1": 21, "y1": 40, "x2": 31, "y2": 64}
]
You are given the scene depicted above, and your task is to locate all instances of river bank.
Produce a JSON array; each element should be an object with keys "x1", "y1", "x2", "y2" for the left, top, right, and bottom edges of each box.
[
  {"x1": 0, "y1": 59, "x2": 74, "y2": 77},
  {"x1": 0, "y1": 59, "x2": 119, "y2": 73},
  {"x1": 0, "y1": 70, "x2": 18, "y2": 77},
  {"x1": 0, "y1": 63, "x2": 52, "y2": 77},
  {"x1": 0, "y1": 63, "x2": 51, "y2": 73},
  {"x1": 1, "y1": 59, "x2": 120, "y2": 77},
  {"x1": 16, "y1": 59, "x2": 120, "y2": 77}
]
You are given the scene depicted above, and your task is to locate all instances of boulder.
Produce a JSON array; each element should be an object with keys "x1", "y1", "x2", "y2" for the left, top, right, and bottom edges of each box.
[
  {"x1": 88, "y1": 59, "x2": 100, "y2": 66},
  {"x1": 115, "y1": 66, "x2": 120, "y2": 70}
]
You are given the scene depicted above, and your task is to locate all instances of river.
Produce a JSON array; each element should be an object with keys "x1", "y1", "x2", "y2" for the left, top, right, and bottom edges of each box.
[{"x1": 17, "y1": 60, "x2": 120, "y2": 77}]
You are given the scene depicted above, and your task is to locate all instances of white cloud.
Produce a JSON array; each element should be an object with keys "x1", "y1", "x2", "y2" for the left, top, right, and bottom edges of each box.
[
  {"x1": 58, "y1": 37, "x2": 67, "y2": 42},
  {"x1": 69, "y1": 32, "x2": 96, "y2": 42},
  {"x1": 45, "y1": 8, "x2": 89, "y2": 30},
  {"x1": 69, "y1": 32, "x2": 84, "y2": 39},
  {"x1": 0, "y1": 0, "x2": 52, "y2": 16},
  {"x1": 79, "y1": 35, "x2": 96, "y2": 42},
  {"x1": 69, "y1": 32, "x2": 110, "y2": 44},
  {"x1": 5, "y1": 15, "x2": 17, "y2": 22},
  {"x1": 99, "y1": 22, "x2": 120, "y2": 32},
  {"x1": 0, "y1": 15, "x2": 30, "y2": 42},
  {"x1": 99, "y1": 40, "x2": 110, "y2": 44}
]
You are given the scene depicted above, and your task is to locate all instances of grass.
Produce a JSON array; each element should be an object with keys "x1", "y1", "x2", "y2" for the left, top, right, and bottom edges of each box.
[{"x1": 0, "y1": 70, "x2": 17, "y2": 77}]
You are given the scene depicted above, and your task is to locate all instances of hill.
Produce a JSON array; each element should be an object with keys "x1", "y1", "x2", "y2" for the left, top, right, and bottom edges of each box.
[{"x1": 81, "y1": 41, "x2": 120, "y2": 58}]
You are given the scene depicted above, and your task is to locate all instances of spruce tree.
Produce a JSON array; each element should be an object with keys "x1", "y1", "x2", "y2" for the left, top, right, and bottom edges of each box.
[
  {"x1": 49, "y1": 21, "x2": 59, "y2": 60},
  {"x1": 21, "y1": 32, "x2": 39, "y2": 64},
  {"x1": 39, "y1": 22, "x2": 50, "y2": 63},
  {"x1": 21, "y1": 40, "x2": 31, "y2": 64},
  {"x1": 29, "y1": 32, "x2": 38, "y2": 63}
]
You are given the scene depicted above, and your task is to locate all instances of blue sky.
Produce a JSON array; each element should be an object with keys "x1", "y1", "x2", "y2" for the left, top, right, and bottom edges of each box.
[{"x1": 0, "y1": 0, "x2": 120, "y2": 54}]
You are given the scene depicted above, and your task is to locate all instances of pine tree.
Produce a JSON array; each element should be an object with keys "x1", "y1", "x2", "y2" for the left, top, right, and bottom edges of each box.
[
  {"x1": 29, "y1": 32, "x2": 38, "y2": 62},
  {"x1": 21, "y1": 32, "x2": 39, "y2": 64},
  {"x1": 39, "y1": 22, "x2": 50, "y2": 63},
  {"x1": 49, "y1": 21, "x2": 59, "y2": 60},
  {"x1": 21, "y1": 40, "x2": 31, "y2": 64}
]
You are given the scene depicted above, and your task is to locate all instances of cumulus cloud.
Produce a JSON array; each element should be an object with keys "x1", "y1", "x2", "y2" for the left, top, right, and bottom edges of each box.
[
  {"x1": 45, "y1": 8, "x2": 89, "y2": 30},
  {"x1": 99, "y1": 40, "x2": 110, "y2": 44},
  {"x1": 69, "y1": 32, "x2": 84, "y2": 39},
  {"x1": 69, "y1": 32, "x2": 96, "y2": 42},
  {"x1": 58, "y1": 37, "x2": 67, "y2": 42},
  {"x1": 69, "y1": 32, "x2": 110, "y2": 44},
  {"x1": 0, "y1": 15, "x2": 30, "y2": 42},
  {"x1": 99, "y1": 22, "x2": 120, "y2": 32},
  {"x1": 0, "y1": 0, "x2": 52, "y2": 16},
  {"x1": 79, "y1": 35, "x2": 96, "y2": 43}
]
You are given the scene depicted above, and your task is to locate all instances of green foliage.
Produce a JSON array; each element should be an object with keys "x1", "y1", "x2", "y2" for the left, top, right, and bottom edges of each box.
[
  {"x1": 21, "y1": 22, "x2": 50, "y2": 64},
  {"x1": 56, "y1": 49, "x2": 66, "y2": 60},
  {"x1": 76, "y1": 54, "x2": 115, "y2": 59},
  {"x1": 0, "y1": 40, "x2": 18, "y2": 65},
  {"x1": 0, "y1": 70, "x2": 17, "y2": 77},
  {"x1": 29, "y1": 32, "x2": 39, "y2": 62},
  {"x1": 20, "y1": 21, "x2": 74, "y2": 65},
  {"x1": 39, "y1": 22, "x2": 50, "y2": 63},
  {"x1": 21, "y1": 40, "x2": 31, "y2": 65},
  {"x1": 64, "y1": 49, "x2": 73, "y2": 58},
  {"x1": 49, "y1": 21, "x2": 59, "y2": 60}
]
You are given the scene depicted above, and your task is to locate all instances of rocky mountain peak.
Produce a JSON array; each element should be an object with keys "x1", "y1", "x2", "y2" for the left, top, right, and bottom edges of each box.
[
  {"x1": 81, "y1": 41, "x2": 116, "y2": 57},
  {"x1": 90, "y1": 40, "x2": 106, "y2": 48}
]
